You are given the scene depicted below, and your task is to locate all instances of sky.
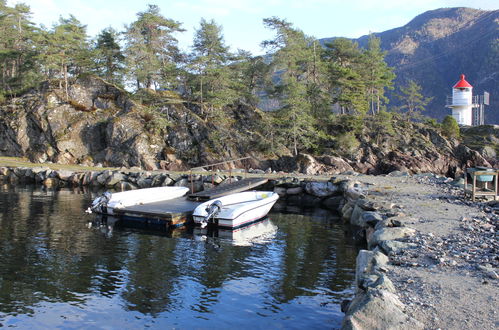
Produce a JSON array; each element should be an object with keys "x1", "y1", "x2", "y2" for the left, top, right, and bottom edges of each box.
[{"x1": 6, "y1": 0, "x2": 499, "y2": 55}]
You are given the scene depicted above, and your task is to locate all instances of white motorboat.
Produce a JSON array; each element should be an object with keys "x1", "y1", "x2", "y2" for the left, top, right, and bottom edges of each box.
[
  {"x1": 88, "y1": 186, "x2": 189, "y2": 215},
  {"x1": 192, "y1": 191, "x2": 279, "y2": 229}
]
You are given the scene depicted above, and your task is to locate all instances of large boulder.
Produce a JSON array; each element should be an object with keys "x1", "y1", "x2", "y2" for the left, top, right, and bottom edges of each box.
[
  {"x1": 304, "y1": 181, "x2": 340, "y2": 197},
  {"x1": 342, "y1": 289, "x2": 424, "y2": 330}
]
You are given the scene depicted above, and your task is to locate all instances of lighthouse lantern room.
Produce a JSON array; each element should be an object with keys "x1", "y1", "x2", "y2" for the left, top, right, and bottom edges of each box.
[{"x1": 446, "y1": 74, "x2": 475, "y2": 126}]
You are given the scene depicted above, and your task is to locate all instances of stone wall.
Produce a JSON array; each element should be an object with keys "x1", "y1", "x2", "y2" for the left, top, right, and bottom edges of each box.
[{"x1": 338, "y1": 175, "x2": 424, "y2": 329}]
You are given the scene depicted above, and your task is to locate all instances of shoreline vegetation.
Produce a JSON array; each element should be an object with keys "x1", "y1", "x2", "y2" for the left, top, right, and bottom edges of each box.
[{"x1": 1, "y1": 159, "x2": 497, "y2": 329}]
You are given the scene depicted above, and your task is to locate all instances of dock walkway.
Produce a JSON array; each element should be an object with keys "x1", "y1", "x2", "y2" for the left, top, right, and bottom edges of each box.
[{"x1": 188, "y1": 177, "x2": 268, "y2": 201}]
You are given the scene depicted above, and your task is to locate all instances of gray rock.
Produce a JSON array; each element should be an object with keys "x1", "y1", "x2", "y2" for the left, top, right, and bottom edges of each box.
[
  {"x1": 137, "y1": 178, "x2": 153, "y2": 188},
  {"x1": 0, "y1": 167, "x2": 9, "y2": 176},
  {"x1": 342, "y1": 289, "x2": 423, "y2": 330},
  {"x1": 374, "y1": 216, "x2": 412, "y2": 230},
  {"x1": 361, "y1": 273, "x2": 396, "y2": 293},
  {"x1": 273, "y1": 177, "x2": 301, "y2": 188},
  {"x1": 12, "y1": 167, "x2": 28, "y2": 177},
  {"x1": 380, "y1": 240, "x2": 418, "y2": 255},
  {"x1": 82, "y1": 171, "x2": 99, "y2": 186},
  {"x1": 341, "y1": 205, "x2": 354, "y2": 222},
  {"x1": 106, "y1": 172, "x2": 126, "y2": 187},
  {"x1": 369, "y1": 227, "x2": 416, "y2": 249},
  {"x1": 387, "y1": 170, "x2": 411, "y2": 177},
  {"x1": 34, "y1": 171, "x2": 47, "y2": 183},
  {"x1": 273, "y1": 187, "x2": 287, "y2": 197},
  {"x1": 286, "y1": 186, "x2": 303, "y2": 195},
  {"x1": 372, "y1": 250, "x2": 389, "y2": 268},
  {"x1": 96, "y1": 171, "x2": 111, "y2": 186},
  {"x1": 349, "y1": 204, "x2": 364, "y2": 226},
  {"x1": 174, "y1": 178, "x2": 190, "y2": 188},
  {"x1": 161, "y1": 176, "x2": 175, "y2": 186},
  {"x1": 322, "y1": 195, "x2": 344, "y2": 210},
  {"x1": 362, "y1": 212, "x2": 383, "y2": 227},
  {"x1": 344, "y1": 187, "x2": 365, "y2": 203},
  {"x1": 304, "y1": 181, "x2": 339, "y2": 197},
  {"x1": 56, "y1": 170, "x2": 74, "y2": 181},
  {"x1": 355, "y1": 250, "x2": 375, "y2": 288},
  {"x1": 114, "y1": 181, "x2": 137, "y2": 191},
  {"x1": 150, "y1": 174, "x2": 166, "y2": 187},
  {"x1": 203, "y1": 174, "x2": 224, "y2": 184}
]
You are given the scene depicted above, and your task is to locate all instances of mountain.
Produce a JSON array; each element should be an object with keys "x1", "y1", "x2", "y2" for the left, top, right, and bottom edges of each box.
[{"x1": 322, "y1": 7, "x2": 499, "y2": 124}]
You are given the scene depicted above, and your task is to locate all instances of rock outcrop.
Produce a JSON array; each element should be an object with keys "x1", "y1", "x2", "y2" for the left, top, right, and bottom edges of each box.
[{"x1": 0, "y1": 76, "x2": 495, "y2": 176}]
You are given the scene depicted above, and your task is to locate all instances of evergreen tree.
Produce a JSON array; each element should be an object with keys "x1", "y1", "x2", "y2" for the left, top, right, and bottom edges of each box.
[
  {"x1": 0, "y1": 1, "x2": 40, "y2": 95},
  {"x1": 361, "y1": 35, "x2": 395, "y2": 115},
  {"x1": 441, "y1": 115, "x2": 460, "y2": 139},
  {"x1": 124, "y1": 4, "x2": 184, "y2": 90},
  {"x1": 396, "y1": 79, "x2": 432, "y2": 119},
  {"x1": 189, "y1": 18, "x2": 239, "y2": 112},
  {"x1": 94, "y1": 27, "x2": 125, "y2": 85},
  {"x1": 323, "y1": 38, "x2": 367, "y2": 115},
  {"x1": 38, "y1": 15, "x2": 90, "y2": 94},
  {"x1": 262, "y1": 17, "x2": 320, "y2": 155},
  {"x1": 227, "y1": 49, "x2": 268, "y2": 107}
]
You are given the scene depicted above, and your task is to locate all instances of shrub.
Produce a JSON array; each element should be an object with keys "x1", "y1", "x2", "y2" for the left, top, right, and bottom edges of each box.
[
  {"x1": 335, "y1": 132, "x2": 360, "y2": 158},
  {"x1": 441, "y1": 115, "x2": 460, "y2": 139}
]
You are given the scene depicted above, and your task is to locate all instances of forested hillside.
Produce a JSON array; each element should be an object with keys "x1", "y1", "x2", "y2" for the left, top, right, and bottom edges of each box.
[{"x1": 0, "y1": 2, "x2": 496, "y2": 175}]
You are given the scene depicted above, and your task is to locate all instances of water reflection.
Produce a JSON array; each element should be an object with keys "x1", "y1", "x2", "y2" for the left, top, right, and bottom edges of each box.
[{"x1": 0, "y1": 184, "x2": 359, "y2": 328}]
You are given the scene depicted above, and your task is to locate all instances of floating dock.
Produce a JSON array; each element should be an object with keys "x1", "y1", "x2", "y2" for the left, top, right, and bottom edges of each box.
[
  {"x1": 188, "y1": 177, "x2": 269, "y2": 201},
  {"x1": 111, "y1": 177, "x2": 269, "y2": 227},
  {"x1": 112, "y1": 197, "x2": 201, "y2": 227}
]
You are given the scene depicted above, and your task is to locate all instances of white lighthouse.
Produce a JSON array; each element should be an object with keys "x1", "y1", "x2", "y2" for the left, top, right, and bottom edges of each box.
[{"x1": 446, "y1": 74, "x2": 475, "y2": 126}]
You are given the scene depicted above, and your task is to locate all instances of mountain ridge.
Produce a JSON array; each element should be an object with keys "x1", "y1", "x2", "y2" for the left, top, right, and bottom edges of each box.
[{"x1": 321, "y1": 7, "x2": 499, "y2": 123}]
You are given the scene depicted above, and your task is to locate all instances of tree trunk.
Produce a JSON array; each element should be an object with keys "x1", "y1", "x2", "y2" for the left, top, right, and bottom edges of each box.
[{"x1": 64, "y1": 63, "x2": 69, "y2": 97}]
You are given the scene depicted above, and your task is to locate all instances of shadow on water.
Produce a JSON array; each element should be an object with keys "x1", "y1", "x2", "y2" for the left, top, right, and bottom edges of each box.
[{"x1": 0, "y1": 183, "x2": 360, "y2": 328}]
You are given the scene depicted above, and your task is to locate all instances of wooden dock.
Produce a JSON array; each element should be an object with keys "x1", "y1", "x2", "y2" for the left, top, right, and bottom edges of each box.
[
  {"x1": 111, "y1": 177, "x2": 269, "y2": 227},
  {"x1": 188, "y1": 177, "x2": 269, "y2": 201},
  {"x1": 112, "y1": 197, "x2": 201, "y2": 227}
]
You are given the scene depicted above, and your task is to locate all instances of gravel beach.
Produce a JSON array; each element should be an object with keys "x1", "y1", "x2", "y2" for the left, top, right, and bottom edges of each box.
[{"x1": 352, "y1": 174, "x2": 498, "y2": 330}]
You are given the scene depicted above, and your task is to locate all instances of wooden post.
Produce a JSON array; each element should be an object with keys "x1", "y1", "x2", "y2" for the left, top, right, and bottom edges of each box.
[
  {"x1": 495, "y1": 171, "x2": 498, "y2": 201},
  {"x1": 464, "y1": 168, "x2": 468, "y2": 199},
  {"x1": 472, "y1": 174, "x2": 476, "y2": 202}
]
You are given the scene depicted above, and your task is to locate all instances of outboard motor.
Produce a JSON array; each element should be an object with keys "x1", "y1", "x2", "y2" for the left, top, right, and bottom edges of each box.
[
  {"x1": 86, "y1": 192, "x2": 112, "y2": 214},
  {"x1": 200, "y1": 200, "x2": 222, "y2": 228}
]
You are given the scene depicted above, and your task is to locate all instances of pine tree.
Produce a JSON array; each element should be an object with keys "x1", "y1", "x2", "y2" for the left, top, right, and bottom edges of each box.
[
  {"x1": 94, "y1": 27, "x2": 125, "y2": 85},
  {"x1": 124, "y1": 4, "x2": 184, "y2": 90},
  {"x1": 262, "y1": 17, "x2": 320, "y2": 155},
  {"x1": 323, "y1": 38, "x2": 367, "y2": 115},
  {"x1": 189, "y1": 18, "x2": 238, "y2": 112},
  {"x1": 38, "y1": 15, "x2": 90, "y2": 94},
  {"x1": 0, "y1": 1, "x2": 40, "y2": 95},
  {"x1": 396, "y1": 79, "x2": 433, "y2": 119},
  {"x1": 361, "y1": 35, "x2": 395, "y2": 115}
]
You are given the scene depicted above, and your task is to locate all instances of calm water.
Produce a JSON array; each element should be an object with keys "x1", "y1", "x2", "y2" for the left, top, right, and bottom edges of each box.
[{"x1": 0, "y1": 184, "x2": 359, "y2": 329}]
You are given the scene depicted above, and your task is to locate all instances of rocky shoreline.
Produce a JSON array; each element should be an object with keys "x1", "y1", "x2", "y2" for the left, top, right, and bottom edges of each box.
[
  {"x1": 1, "y1": 165, "x2": 498, "y2": 329},
  {"x1": 339, "y1": 173, "x2": 498, "y2": 330}
]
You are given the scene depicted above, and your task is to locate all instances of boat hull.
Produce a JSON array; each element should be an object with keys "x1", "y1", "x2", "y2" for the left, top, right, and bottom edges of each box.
[
  {"x1": 91, "y1": 186, "x2": 190, "y2": 215},
  {"x1": 192, "y1": 191, "x2": 279, "y2": 229}
]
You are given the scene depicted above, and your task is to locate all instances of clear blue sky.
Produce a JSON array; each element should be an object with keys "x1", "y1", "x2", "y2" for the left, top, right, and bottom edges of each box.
[{"x1": 7, "y1": 0, "x2": 498, "y2": 55}]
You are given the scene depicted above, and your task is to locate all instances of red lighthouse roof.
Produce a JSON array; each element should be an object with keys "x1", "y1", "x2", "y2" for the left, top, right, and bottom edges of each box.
[{"x1": 453, "y1": 74, "x2": 472, "y2": 88}]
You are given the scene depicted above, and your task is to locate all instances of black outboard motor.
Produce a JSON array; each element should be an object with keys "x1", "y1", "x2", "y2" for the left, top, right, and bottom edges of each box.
[
  {"x1": 87, "y1": 192, "x2": 112, "y2": 214},
  {"x1": 201, "y1": 200, "x2": 223, "y2": 228}
]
